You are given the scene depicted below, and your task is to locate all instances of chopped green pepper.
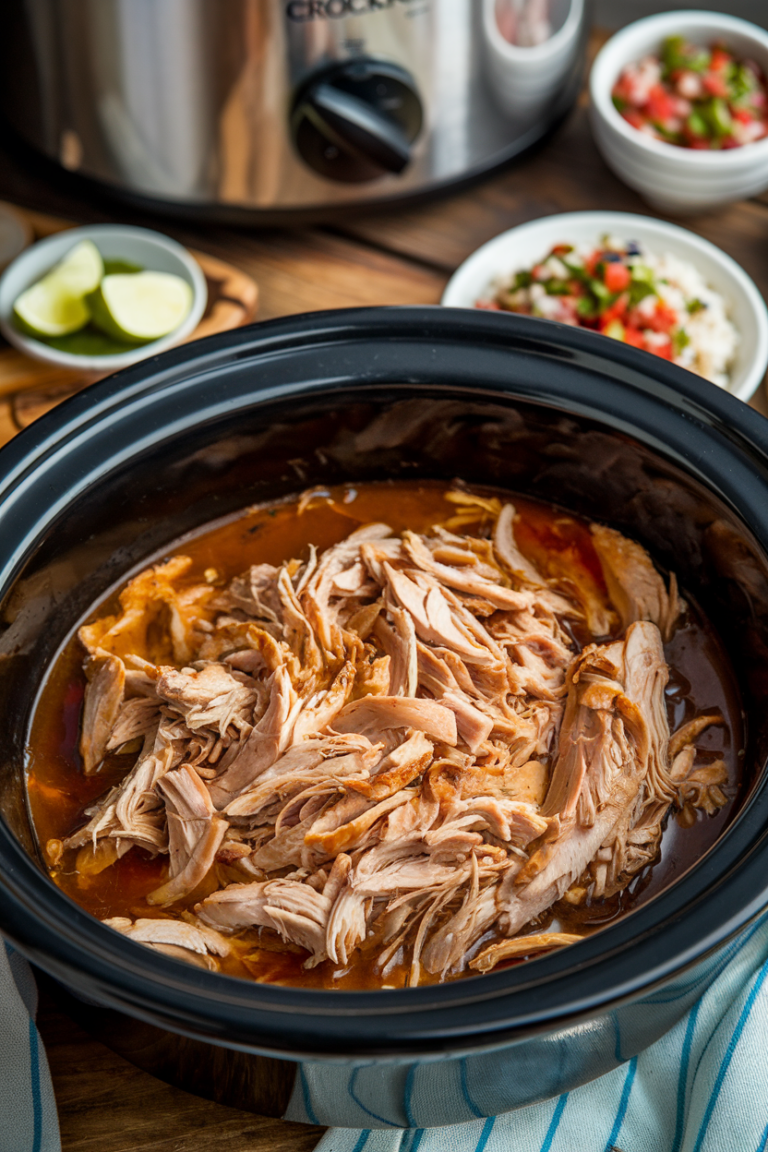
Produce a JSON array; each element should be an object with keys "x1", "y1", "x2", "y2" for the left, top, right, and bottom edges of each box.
[
  {"x1": 705, "y1": 96, "x2": 733, "y2": 137},
  {"x1": 562, "y1": 260, "x2": 588, "y2": 282},
  {"x1": 576, "y1": 295, "x2": 598, "y2": 318},
  {"x1": 652, "y1": 121, "x2": 682, "y2": 144},
  {"x1": 661, "y1": 34, "x2": 710, "y2": 77},
  {"x1": 629, "y1": 263, "x2": 655, "y2": 285},
  {"x1": 672, "y1": 328, "x2": 691, "y2": 355},
  {"x1": 628, "y1": 280, "x2": 656, "y2": 309},
  {"x1": 589, "y1": 279, "x2": 613, "y2": 305},
  {"x1": 687, "y1": 110, "x2": 711, "y2": 139}
]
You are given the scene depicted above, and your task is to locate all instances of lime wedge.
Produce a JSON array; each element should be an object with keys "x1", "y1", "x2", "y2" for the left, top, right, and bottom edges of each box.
[
  {"x1": 50, "y1": 239, "x2": 104, "y2": 296},
  {"x1": 87, "y1": 271, "x2": 193, "y2": 345},
  {"x1": 14, "y1": 277, "x2": 91, "y2": 338},
  {"x1": 12, "y1": 239, "x2": 104, "y2": 338}
]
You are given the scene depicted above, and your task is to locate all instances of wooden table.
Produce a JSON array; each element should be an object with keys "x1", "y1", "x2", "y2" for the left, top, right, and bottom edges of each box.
[{"x1": 2, "y1": 29, "x2": 768, "y2": 1151}]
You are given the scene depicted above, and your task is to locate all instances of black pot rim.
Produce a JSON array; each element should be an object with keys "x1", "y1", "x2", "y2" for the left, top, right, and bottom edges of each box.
[{"x1": 2, "y1": 305, "x2": 768, "y2": 1060}]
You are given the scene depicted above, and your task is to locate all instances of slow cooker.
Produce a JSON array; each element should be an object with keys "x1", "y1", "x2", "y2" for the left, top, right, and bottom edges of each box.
[
  {"x1": 2, "y1": 308, "x2": 768, "y2": 1129},
  {"x1": 0, "y1": 0, "x2": 587, "y2": 222}
]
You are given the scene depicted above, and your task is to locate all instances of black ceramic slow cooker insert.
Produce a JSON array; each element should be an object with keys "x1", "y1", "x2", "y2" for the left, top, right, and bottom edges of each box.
[{"x1": 1, "y1": 307, "x2": 767, "y2": 1129}]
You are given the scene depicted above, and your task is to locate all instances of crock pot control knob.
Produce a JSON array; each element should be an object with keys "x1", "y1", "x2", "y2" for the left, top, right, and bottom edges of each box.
[{"x1": 291, "y1": 60, "x2": 423, "y2": 183}]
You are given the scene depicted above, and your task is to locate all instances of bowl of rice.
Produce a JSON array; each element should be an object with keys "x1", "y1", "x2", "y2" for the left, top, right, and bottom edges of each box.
[{"x1": 441, "y1": 211, "x2": 768, "y2": 402}]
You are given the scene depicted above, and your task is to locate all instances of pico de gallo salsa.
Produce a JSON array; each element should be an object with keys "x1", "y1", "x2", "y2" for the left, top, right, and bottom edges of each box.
[
  {"x1": 612, "y1": 36, "x2": 768, "y2": 149},
  {"x1": 476, "y1": 239, "x2": 708, "y2": 366}
]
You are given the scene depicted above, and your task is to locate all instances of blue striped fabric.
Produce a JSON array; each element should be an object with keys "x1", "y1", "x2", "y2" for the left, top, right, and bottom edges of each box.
[
  {"x1": 3, "y1": 917, "x2": 768, "y2": 1152},
  {"x1": 0, "y1": 944, "x2": 60, "y2": 1152},
  {"x1": 313, "y1": 916, "x2": 768, "y2": 1152}
]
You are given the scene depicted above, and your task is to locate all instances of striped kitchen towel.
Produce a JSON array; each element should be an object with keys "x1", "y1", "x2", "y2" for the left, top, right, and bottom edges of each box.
[
  {"x1": 313, "y1": 912, "x2": 768, "y2": 1152},
  {"x1": 1, "y1": 943, "x2": 60, "y2": 1152},
  {"x1": 4, "y1": 916, "x2": 768, "y2": 1152}
]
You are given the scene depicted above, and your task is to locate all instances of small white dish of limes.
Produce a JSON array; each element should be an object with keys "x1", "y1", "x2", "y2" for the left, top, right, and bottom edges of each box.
[{"x1": 0, "y1": 224, "x2": 207, "y2": 371}]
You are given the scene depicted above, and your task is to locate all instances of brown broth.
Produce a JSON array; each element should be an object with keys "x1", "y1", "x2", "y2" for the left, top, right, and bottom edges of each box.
[{"x1": 25, "y1": 480, "x2": 745, "y2": 989}]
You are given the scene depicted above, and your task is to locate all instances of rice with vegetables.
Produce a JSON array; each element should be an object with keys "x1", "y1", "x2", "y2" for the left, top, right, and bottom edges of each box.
[{"x1": 476, "y1": 236, "x2": 739, "y2": 388}]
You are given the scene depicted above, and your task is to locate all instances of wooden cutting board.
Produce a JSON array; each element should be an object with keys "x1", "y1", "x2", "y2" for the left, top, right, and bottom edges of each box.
[{"x1": 0, "y1": 202, "x2": 259, "y2": 448}]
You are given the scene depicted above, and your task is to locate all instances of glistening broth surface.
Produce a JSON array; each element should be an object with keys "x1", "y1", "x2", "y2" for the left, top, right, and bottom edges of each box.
[{"x1": 26, "y1": 481, "x2": 743, "y2": 989}]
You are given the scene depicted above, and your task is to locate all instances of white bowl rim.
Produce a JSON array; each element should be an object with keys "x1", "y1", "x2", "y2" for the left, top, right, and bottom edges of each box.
[
  {"x1": 590, "y1": 9, "x2": 768, "y2": 166},
  {"x1": 0, "y1": 223, "x2": 208, "y2": 372},
  {"x1": 440, "y1": 209, "x2": 768, "y2": 403},
  {"x1": 484, "y1": 0, "x2": 584, "y2": 61}
]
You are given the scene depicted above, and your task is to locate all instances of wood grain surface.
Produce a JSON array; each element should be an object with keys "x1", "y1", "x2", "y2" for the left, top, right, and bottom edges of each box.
[
  {"x1": 37, "y1": 985, "x2": 319, "y2": 1152},
  {"x1": 1, "y1": 25, "x2": 768, "y2": 1152}
]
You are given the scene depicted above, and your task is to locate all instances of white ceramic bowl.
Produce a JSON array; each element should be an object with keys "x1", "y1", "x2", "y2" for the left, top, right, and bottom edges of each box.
[
  {"x1": 0, "y1": 224, "x2": 207, "y2": 372},
  {"x1": 589, "y1": 11, "x2": 768, "y2": 214},
  {"x1": 441, "y1": 210, "x2": 768, "y2": 403},
  {"x1": 483, "y1": 0, "x2": 584, "y2": 119}
]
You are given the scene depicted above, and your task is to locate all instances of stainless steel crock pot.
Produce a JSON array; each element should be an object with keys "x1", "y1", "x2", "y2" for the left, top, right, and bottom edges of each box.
[
  {"x1": 2, "y1": 307, "x2": 768, "y2": 1129},
  {"x1": 0, "y1": 0, "x2": 587, "y2": 221}
]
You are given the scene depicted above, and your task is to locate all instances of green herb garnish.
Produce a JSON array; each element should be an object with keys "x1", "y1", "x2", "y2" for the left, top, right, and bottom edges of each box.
[
  {"x1": 628, "y1": 281, "x2": 656, "y2": 309},
  {"x1": 543, "y1": 280, "x2": 573, "y2": 296},
  {"x1": 576, "y1": 296, "x2": 599, "y2": 319},
  {"x1": 590, "y1": 279, "x2": 613, "y2": 305},
  {"x1": 562, "y1": 260, "x2": 589, "y2": 283}
]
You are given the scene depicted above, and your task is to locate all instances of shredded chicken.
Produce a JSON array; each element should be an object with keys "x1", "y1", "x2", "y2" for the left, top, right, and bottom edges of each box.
[
  {"x1": 62, "y1": 490, "x2": 730, "y2": 985},
  {"x1": 591, "y1": 524, "x2": 682, "y2": 642},
  {"x1": 103, "y1": 917, "x2": 231, "y2": 971},
  {"x1": 80, "y1": 652, "x2": 125, "y2": 774},
  {"x1": 469, "y1": 931, "x2": 584, "y2": 972}
]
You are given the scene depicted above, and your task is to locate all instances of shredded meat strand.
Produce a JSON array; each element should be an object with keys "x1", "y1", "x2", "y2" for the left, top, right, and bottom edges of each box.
[{"x1": 68, "y1": 492, "x2": 729, "y2": 984}]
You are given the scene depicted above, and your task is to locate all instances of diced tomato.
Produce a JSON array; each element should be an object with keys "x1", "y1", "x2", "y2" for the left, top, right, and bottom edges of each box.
[
  {"x1": 645, "y1": 84, "x2": 677, "y2": 122},
  {"x1": 532, "y1": 264, "x2": 548, "y2": 281},
  {"x1": 585, "y1": 251, "x2": 601, "y2": 276},
  {"x1": 612, "y1": 77, "x2": 633, "y2": 104},
  {"x1": 598, "y1": 294, "x2": 630, "y2": 328},
  {"x1": 623, "y1": 325, "x2": 645, "y2": 349},
  {"x1": 703, "y1": 72, "x2": 729, "y2": 98},
  {"x1": 709, "y1": 47, "x2": 732, "y2": 73},
  {"x1": 551, "y1": 244, "x2": 572, "y2": 257},
  {"x1": 603, "y1": 263, "x2": 631, "y2": 293},
  {"x1": 621, "y1": 108, "x2": 646, "y2": 130},
  {"x1": 616, "y1": 38, "x2": 768, "y2": 152},
  {"x1": 643, "y1": 302, "x2": 678, "y2": 333},
  {"x1": 652, "y1": 340, "x2": 674, "y2": 361},
  {"x1": 475, "y1": 299, "x2": 500, "y2": 310}
]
